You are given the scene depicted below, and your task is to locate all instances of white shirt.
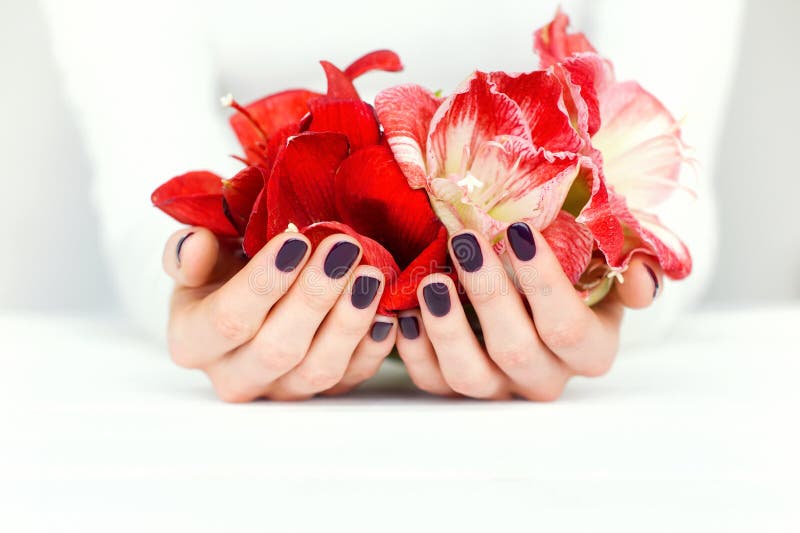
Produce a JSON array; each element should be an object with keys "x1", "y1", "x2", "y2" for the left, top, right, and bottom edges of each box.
[{"x1": 40, "y1": 0, "x2": 744, "y2": 344}]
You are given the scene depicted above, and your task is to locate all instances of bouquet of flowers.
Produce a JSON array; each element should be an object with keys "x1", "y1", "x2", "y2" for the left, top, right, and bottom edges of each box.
[{"x1": 152, "y1": 10, "x2": 692, "y2": 315}]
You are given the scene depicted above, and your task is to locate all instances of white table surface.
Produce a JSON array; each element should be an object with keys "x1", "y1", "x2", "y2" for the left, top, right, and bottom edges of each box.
[{"x1": 1, "y1": 306, "x2": 799, "y2": 532}]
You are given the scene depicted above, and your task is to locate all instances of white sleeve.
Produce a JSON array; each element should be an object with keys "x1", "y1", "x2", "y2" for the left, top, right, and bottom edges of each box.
[
  {"x1": 39, "y1": 0, "x2": 240, "y2": 342},
  {"x1": 583, "y1": 0, "x2": 746, "y2": 347}
]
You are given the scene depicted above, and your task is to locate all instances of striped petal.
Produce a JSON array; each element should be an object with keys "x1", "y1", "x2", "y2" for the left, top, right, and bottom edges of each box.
[
  {"x1": 534, "y1": 8, "x2": 597, "y2": 67},
  {"x1": 427, "y1": 72, "x2": 531, "y2": 179},
  {"x1": 374, "y1": 84, "x2": 442, "y2": 188},
  {"x1": 540, "y1": 210, "x2": 594, "y2": 284}
]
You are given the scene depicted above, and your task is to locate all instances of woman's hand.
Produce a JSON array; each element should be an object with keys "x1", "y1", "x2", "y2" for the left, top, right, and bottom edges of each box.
[
  {"x1": 394, "y1": 222, "x2": 662, "y2": 401},
  {"x1": 163, "y1": 227, "x2": 397, "y2": 402}
]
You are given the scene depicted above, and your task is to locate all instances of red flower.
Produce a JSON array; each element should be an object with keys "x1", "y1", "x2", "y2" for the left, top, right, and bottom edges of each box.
[{"x1": 152, "y1": 50, "x2": 448, "y2": 314}]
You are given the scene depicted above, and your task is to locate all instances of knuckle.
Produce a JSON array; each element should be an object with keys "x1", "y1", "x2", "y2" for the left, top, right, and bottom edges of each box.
[
  {"x1": 539, "y1": 317, "x2": 590, "y2": 351},
  {"x1": 167, "y1": 339, "x2": 196, "y2": 369},
  {"x1": 209, "y1": 305, "x2": 257, "y2": 344},
  {"x1": 296, "y1": 366, "x2": 342, "y2": 391},
  {"x1": 576, "y1": 355, "x2": 614, "y2": 377},
  {"x1": 447, "y1": 374, "x2": 487, "y2": 398},
  {"x1": 300, "y1": 287, "x2": 336, "y2": 315},
  {"x1": 257, "y1": 339, "x2": 304, "y2": 374},
  {"x1": 427, "y1": 325, "x2": 463, "y2": 344},
  {"x1": 524, "y1": 380, "x2": 567, "y2": 402},
  {"x1": 488, "y1": 343, "x2": 530, "y2": 369},
  {"x1": 210, "y1": 376, "x2": 254, "y2": 404},
  {"x1": 330, "y1": 313, "x2": 369, "y2": 338}
]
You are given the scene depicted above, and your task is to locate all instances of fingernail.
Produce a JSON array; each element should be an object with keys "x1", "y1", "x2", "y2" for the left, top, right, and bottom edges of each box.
[
  {"x1": 451, "y1": 233, "x2": 483, "y2": 272},
  {"x1": 275, "y1": 238, "x2": 308, "y2": 272},
  {"x1": 423, "y1": 282, "x2": 451, "y2": 317},
  {"x1": 351, "y1": 276, "x2": 381, "y2": 309},
  {"x1": 323, "y1": 241, "x2": 360, "y2": 279},
  {"x1": 399, "y1": 316, "x2": 420, "y2": 339},
  {"x1": 175, "y1": 232, "x2": 194, "y2": 267},
  {"x1": 645, "y1": 265, "x2": 659, "y2": 298},
  {"x1": 507, "y1": 222, "x2": 536, "y2": 261},
  {"x1": 370, "y1": 321, "x2": 393, "y2": 342}
]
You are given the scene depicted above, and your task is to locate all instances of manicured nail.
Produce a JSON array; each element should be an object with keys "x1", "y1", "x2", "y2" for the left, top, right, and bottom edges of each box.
[
  {"x1": 507, "y1": 222, "x2": 536, "y2": 261},
  {"x1": 323, "y1": 241, "x2": 360, "y2": 279},
  {"x1": 423, "y1": 282, "x2": 451, "y2": 317},
  {"x1": 351, "y1": 276, "x2": 381, "y2": 309},
  {"x1": 370, "y1": 321, "x2": 393, "y2": 342},
  {"x1": 274, "y1": 238, "x2": 308, "y2": 272},
  {"x1": 451, "y1": 233, "x2": 483, "y2": 272},
  {"x1": 644, "y1": 264, "x2": 659, "y2": 298},
  {"x1": 175, "y1": 232, "x2": 194, "y2": 267},
  {"x1": 399, "y1": 316, "x2": 420, "y2": 339}
]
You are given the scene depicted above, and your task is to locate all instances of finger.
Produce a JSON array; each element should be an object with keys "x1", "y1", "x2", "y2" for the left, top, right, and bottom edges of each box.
[
  {"x1": 505, "y1": 222, "x2": 618, "y2": 377},
  {"x1": 449, "y1": 231, "x2": 572, "y2": 400},
  {"x1": 418, "y1": 275, "x2": 510, "y2": 399},
  {"x1": 163, "y1": 228, "x2": 220, "y2": 287},
  {"x1": 167, "y1": 231, "x2": 311, "y2": 370},
  {"x1": 324, "y1": 316, "x2": 397, "y2": 395},
  {"x1": 615, "y1": 255, "x2": 663, "y2": 309},
  {"x1": 394, "y1": 309, "x2": 454, "y2": 396},
  {"x1": 207, "y1": 235, "x2": 362, "y2": 401},
  {"x1": 270, "y1": 266, "x2": 385, "y2": 399}
]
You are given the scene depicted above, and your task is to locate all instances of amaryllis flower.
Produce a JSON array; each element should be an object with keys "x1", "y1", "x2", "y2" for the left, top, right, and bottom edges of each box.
[
  {"x1": 534, "y1": 9, "x2": 693, "y2": 281},
  {"x1": 152, "y1": 50, "x2": 448, "y2": 313},
  {"x1": 376, "y1": 71, "x2": 594, "y2": 283}
]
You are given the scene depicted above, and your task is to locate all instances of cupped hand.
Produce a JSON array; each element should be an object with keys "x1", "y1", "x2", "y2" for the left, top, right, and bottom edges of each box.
[
  {"x1": 394, "y1": 222, "x2": 663, "y2": 401},
  {"x1": 163, "y1": 228, "x2": 396, "y2": 402}
]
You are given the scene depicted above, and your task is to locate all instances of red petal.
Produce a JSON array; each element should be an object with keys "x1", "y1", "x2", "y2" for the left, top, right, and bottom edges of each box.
[
  {"x1": 229, "y1": 89, "x2": 320, "y2": 165},
  {"x1": 552, "y1": 54, "x2": 613, "y2": 138},
  {"x1": 242, "y1": 188, "x2": 268, "y2": 258},
  {"x1": 574, "y1": 160, "x2": 625, "y2": 269},
  {"x1": 541, "y1": 211, "x2": 593, "y2": 284},
  {"x1": 374, "y1": 84, "x2": 442, "y2": 188},
  {"x1": 487, "y1": 70, "x2": 583, "y2": 154},
  {"x1": 382, "y1": 226, "x2": 450, "y2": 313},
  {"x1": 151, "y1": 171, "x2": 238, "y2": 236},
  {"x1": 265, "y1": 132, "x2": 350, "y2": 239},
  {"x1": 320, "y1": 61, "x2": 360, "y2": 100},
  {"x1": 301, "y1": 221, "x2": 400, "y2": 315},
  {"x1": 343, "y1": 50, "x2": 403, "y2": 79},
  {"x1": 307, "y1": 98, "x2": 380, "y2": 151},
  {"x1": 334, "y1": 145, "x2": 444, "y2": 269},
  {"x1": 428, "y1": 72, "x2": 531, "y2": 178},
  {"x1": 534, "y1": 8, "x2": 597, "y2": 67},
  {"x1": 222, "y1": 166, "x2": 266, "y2": 234}
]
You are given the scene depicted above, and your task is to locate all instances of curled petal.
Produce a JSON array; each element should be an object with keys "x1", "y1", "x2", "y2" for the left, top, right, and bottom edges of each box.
[
  {"x1": 550, "y1": 53, "x2": 613, "y2": 138},
  {"x1": 375, "y1": 84, "x2": 443, "y2": 188},
  {"x1": 151, "y1": 171, "x2": 238, "y2": 236},
  {"x1": 266, "y1": 132, "x2": 350, "y2": 239},
  {"x1": 229, "y1": 89, "x2": 321, "y2": 165},
  {"x1": 534, "y1": 8, "x2": 596, "y2": 67},
  {"x1": 301, "y1": 221, "x2": 400, "y2": 315},
  {"x1": 242, "y1": 188, "x2": 268, "y2": 257},
  {"x1": 573, "y1": 160, "x2": 625, "y2": 270},
  {"x1": 222, "y1": 166, "x2": 267, "y2": 234},
  {"x1": 334, "y1": 145, "x2": 444, "y2": 269},
  {"x1": 592, "y1": 81, "x2": 687, "y2": 208},
  {"x1": 307, "y1": 98, "x2": 380, "y2": 151},
  {"x1": 344, "y1": 50, "x2": 403, "y2": 79},
  {"x1": 487, "y1": 70, "x2": 583, "y2": 154},
  {"x1": 427, "y1": 72, "x2": 531, "y2": 178},
  {"x1": 539, "y1": 210, "x2": 594, "y2": 284},
  {"x1": 609, "y1": 193, "x2": 692, "y2": 279},
  {"x1": 320, "y1": 61, "x2": 360, "y2": 100}
]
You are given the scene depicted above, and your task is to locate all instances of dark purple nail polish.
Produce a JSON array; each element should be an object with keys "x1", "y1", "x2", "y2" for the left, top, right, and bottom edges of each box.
[
  {"x1": 423, "y1": 282, "x2": 451, "y2": 317},
  {"x1": 507, "y1": 222, "x2": 536, "y2": 261},
  {"x1": 323, "y1": 241, "x2": 360, "y2": 279},
  {"x1": 645, "y1": 265, "x2": 659, "y2": 298},
  {"x1": 351, "y1": 276, "x2": 381, "y2": 309},
  {"x1": 451, "y1": 233, "x2": 483, "y2": 272},
  {"x1": 175, "y1": 232, "x2": 194, "y2": 267},
  {"x1": 275, "y1": 238, "x2": 308, "y2": 272},
  {"x1": 399, "y1": 316, "x2": 420, "y2": 339},
  {"x1": 370, "y1": 321, "x2": 393, "y2": 342}
]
